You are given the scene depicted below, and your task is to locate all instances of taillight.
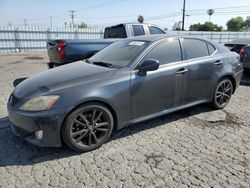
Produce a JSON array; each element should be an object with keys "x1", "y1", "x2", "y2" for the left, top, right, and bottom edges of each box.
[
  {"x1": 240, "y1": 48, "x2": 246, "y2": 57},
  {"x1": 56, "y1": 42, "x2": 66, "y2": 59}
]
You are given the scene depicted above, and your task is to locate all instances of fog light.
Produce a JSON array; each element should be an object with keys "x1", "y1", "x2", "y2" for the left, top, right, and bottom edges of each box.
[{"x1": 35, "y1": 130, "x2": 43, "y2": 140}]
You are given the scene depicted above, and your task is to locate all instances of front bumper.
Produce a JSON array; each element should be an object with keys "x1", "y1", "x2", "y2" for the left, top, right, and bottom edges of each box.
[{"x1": 7, "y1": 102, "x2": 63, "y2": 147}]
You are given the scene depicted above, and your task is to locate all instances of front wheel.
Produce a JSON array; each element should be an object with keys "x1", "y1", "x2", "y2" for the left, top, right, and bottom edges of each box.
[
  {"x1": 62, "y1": 103, "x2": 114, "y2": 152},
  {"x1": 211, "y1": 78, "x2": 233, "y2": 109}
]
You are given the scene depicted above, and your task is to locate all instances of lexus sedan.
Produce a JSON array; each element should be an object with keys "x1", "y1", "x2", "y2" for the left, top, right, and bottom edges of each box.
[{"x1": 8, "y1": 35, "x2": 243, "y2": 152}]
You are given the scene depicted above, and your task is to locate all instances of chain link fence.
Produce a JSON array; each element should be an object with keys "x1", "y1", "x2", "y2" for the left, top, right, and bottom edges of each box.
[
  {"x1": 171, "y1": 31, "x2": 250, "y2": 44},
  {"x1": 0, "y1": 26, "x2": 104, "y2": 53},
  {"x1": 1, "y1": 26, "x2": 250, "y2": 53}
]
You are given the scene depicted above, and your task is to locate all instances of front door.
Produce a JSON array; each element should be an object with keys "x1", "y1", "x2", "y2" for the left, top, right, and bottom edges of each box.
[{"x1": 131, "y1": 39, "x2": 188, "y2": 119}]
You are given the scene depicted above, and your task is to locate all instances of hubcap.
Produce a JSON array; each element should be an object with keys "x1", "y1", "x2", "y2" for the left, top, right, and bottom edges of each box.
[
  {"x1": 70, "y1": 108, "x2": 110, "y2": 147},
  {"x1": 215, "y1": 80, "x2": 232, "y2": 107}
]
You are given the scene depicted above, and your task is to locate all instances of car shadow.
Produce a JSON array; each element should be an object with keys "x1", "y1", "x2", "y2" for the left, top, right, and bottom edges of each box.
[{"x1": 0, "y1": 105, "x2": 213, "y2": 167}]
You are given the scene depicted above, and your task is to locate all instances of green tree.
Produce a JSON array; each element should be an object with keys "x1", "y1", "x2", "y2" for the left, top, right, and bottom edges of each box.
[
  {"x1": 78, "y1": 22, "x2": 88, "y2": 29},
  {"x1": 226, "y1": 17, "x2": 245, "y2": 31},
  {"x1": 189, "y1": 22, "x2": 222, "y2": 31},
  {"x1": 244, "y1": 17, "x2": 250, "y2": 31},
  {"x1": 137, "y1": 15, "x2": 144, "y2": 23}
]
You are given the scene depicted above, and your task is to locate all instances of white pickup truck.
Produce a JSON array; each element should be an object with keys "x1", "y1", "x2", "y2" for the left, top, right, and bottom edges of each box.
[{"x1": 47, "y1": 23, "x2": 165, "y2": 68}]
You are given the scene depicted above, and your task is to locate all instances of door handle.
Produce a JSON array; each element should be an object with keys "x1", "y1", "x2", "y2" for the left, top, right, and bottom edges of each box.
[
  {"x1": 176, "y1": 68, "x2": 188, "y2": 75},
  {"x1": 214, "y1": 60, "x2": 222, "y2": 66}
]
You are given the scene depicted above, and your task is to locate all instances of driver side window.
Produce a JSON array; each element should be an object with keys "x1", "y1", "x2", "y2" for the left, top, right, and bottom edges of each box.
[{"x1": 143, "y1": 39, "x2": 182, "y2": 65}]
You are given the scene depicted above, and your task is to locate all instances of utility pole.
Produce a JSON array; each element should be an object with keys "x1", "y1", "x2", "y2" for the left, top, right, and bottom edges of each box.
[
  {"x1": 50, "y1": 16, "x2": 53, "y2": 28},
  {"x1": 181, "y1": 0, "x2": 186, "y2": 31},
  {"x1": 69, "y1": 10, "x2": 76, "y2": 28},
  {"x1": 24, "y1": 19, "x2": 27, "y2": 27}
]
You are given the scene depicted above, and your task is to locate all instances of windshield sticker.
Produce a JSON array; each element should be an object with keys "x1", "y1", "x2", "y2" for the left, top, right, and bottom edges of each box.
[{"x1": 129, "y1": 41, "x2": 145, "y2": 46}]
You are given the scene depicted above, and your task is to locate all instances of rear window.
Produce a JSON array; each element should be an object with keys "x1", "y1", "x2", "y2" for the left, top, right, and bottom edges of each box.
[
  {"x1": 149, "y1": 26, "x2": 165, "y2": 34},
  {"x1": 132, "y1": 25, "x2": 145, "y2": 36},
  {"x1": 207, "y1": 43, "x2": 216, "y2": 55},
  {"x1": 183, "y1": 39, "x2": 209, "y2": 59},
  {"x1": 104, "y1": 25, "x2": 127, "y2": 38}
]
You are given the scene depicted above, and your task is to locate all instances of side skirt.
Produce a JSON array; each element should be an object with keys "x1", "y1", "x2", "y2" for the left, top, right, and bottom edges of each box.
[{"x1": 119, "y1": 99, "x2": 209, "y2": 129}]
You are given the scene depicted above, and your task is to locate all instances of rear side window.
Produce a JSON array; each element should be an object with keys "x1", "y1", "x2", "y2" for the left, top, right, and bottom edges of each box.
[
  {"x1": 149, "y1": 26, "x2": 165, "y2": 34},
  {"x1": 132, "y1": 25, "x2": 145, "y2": 36},
  {"x1": 104, "y1": 25, "x2": 127, "y2": 38},
  {"x1": 207, "y1": 43, "x2": 216, "y2": 55},
  {"x1": 183, "y1": 39, "x2": 209, "y2": 59},
  {"x1": 143, "y1": 39, "x2": 182, "y2": 65}
]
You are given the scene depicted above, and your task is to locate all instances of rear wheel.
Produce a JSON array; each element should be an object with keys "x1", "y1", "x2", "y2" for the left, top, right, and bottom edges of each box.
[
  {"x1": 62, "y1": 103, "x2": 114, "y2": 152},
  {"x1": 211, "y1": 78, "x2": 233, "y2": 109}
]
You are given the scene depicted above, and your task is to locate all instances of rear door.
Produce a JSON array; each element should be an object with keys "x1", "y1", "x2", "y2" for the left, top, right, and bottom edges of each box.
[
  {"x1": 132, "y1": 25, "x2": 146, "y2": 36},
  {"x1": 181, "y1": 38, "x2": 221, "y2": 104},
  {"x1": 131, "y1": 39, "x2": 188, "y2": 119}
]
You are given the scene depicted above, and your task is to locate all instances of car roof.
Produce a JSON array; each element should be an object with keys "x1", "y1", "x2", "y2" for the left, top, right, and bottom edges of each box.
[
  {"x1": 123, "y1": 34, "x2": 217, "y2": 43},
  {"x1": 124, "y1": 34, "x2": 177, "y2": 42}
]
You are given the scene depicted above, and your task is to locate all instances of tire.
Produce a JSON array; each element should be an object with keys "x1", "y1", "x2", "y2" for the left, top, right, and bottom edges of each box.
[
  {"x1": 211, "y1": 78, "x2": 233, "y2": 109},
  {"x1": 47, "y1": 62, "x2": 54, "y2": 69},
  {"x1": 62, "y1": 103, "x2": 114, "y2": 152}
]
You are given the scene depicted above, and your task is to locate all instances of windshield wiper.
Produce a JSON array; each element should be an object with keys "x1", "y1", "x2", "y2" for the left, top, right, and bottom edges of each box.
[{"x1": 92, "y1": 61, "x2": 120, "y2": 68}]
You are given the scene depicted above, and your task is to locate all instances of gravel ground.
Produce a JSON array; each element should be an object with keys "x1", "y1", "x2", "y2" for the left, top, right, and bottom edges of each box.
[{"x1": 0, "y1": 52, "x2": 250, "y2": 188}]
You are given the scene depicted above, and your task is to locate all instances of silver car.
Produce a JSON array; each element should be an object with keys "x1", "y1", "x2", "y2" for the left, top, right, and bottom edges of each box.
[{"x1": 8, "y1": 34, "x2": 243, "y2": 152}]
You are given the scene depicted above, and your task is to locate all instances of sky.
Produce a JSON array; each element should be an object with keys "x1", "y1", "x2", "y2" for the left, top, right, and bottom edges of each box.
[{"x1": 0, "y1": 0, "x2": 250, "y2": 30}]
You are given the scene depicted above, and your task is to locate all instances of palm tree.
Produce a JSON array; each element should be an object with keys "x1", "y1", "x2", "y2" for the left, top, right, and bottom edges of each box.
[
  {"x1": 207, "y1": 9, "x2": 214, "y2": 22},
  {"x1": 137, "y1": 15, "x2": 144, "y2": 23}
]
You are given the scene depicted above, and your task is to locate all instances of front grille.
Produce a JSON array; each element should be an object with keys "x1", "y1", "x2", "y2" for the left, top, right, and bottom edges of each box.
[{"x1": 10, "y1": 94, "x2": 19, "y2": 107}]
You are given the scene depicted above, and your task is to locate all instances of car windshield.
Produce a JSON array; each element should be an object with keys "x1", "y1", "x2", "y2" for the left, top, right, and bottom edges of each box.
[{"x1": 89, "y1": 40, "x2": 150, "y2": 68}]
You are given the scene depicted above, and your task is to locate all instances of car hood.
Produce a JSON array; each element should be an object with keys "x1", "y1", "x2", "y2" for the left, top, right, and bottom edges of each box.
[{"x1": 13, "y1": 61, "x2": 118, "y2": 99}]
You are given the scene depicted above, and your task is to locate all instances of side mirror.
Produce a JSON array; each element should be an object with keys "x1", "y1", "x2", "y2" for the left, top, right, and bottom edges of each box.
[{"x1": 138, "y1": 59, "x2": 159, "y2": 75}]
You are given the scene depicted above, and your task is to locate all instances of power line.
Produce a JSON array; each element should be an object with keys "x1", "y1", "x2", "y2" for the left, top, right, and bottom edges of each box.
[
  {"x1": 75, "y1": 0, "x2": 128, "y2": 12},
  {"x1": 6, "y1": 4, "x2": 250, "y2": 27}
]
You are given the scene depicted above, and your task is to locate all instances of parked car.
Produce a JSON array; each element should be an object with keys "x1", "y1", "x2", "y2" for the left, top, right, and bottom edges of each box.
[
  {"x1": 225, "y1": 38, "x2": 250, "y2": 70},
  {"x1": 47, "y1": 23, "x2": 166, "y2": 68},
  {"x1": 8, "y1": 35, "x2": 243, "y2": 152}
]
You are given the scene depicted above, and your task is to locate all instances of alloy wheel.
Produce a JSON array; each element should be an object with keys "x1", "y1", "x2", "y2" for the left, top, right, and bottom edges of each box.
[
  {"x1": 70, "y1": 108, "x2": 111, "y2": 148},
  {"x1": 215, "y1": 79, "x2": 233, "y2": 108}
]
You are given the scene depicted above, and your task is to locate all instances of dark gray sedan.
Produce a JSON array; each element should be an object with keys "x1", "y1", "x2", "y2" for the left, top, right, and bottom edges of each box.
[{"x1": 7, "y1": 35, "x2": 243, "y2": 152}]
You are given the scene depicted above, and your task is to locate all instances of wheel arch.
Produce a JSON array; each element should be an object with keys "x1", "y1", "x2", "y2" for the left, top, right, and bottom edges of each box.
[
  {"x1": 61, "y1": 99, "x2": 118, "y2": 135},
  {"x1": 218, "y1": 74, "x2": 237, "y2": 94}
]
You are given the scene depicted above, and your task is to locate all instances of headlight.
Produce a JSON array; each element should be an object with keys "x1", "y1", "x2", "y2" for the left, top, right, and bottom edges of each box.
[{"x1": 19, "y1": 95, "x2": 60, "y2": 111}]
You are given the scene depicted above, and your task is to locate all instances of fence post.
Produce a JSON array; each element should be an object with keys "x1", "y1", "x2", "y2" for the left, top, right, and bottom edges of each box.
[
  {"x1": 219, "y1": 33, "x2": 222, "y2": 44},
  {"x1": 210, "y1": 32, "x2": 214, "y2": 40},
  {"x1": 75, "y1": 29, "x2": 78, "y2": 39},
  {"x1": 47, "y1": 28, "x2": 51, "y2": 40},
  {"x1": 14, "y1": 28, "x2": 20, "y2": 52}
]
